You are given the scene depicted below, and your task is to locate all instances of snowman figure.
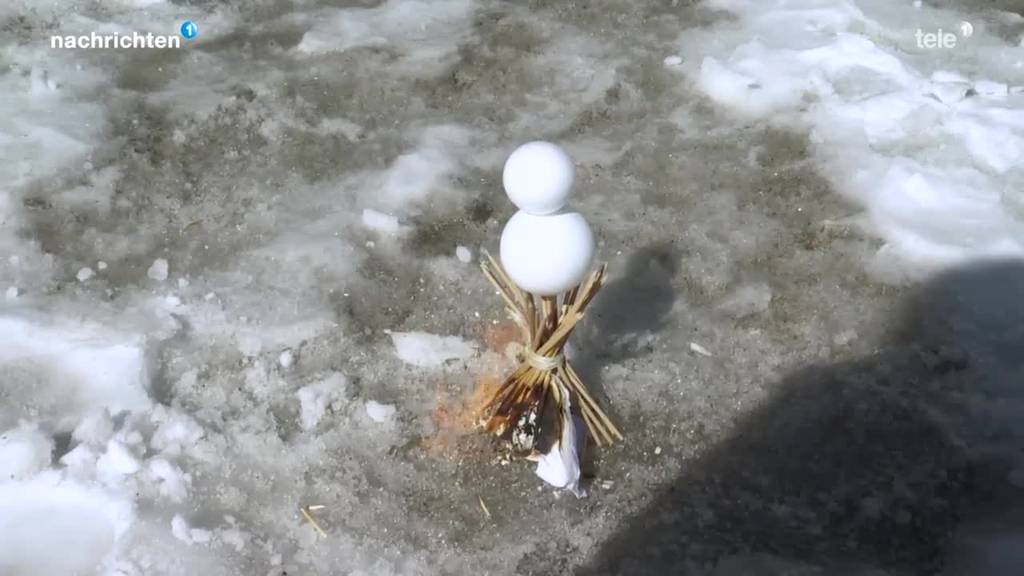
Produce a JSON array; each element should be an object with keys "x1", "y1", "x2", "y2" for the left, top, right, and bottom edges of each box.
[
  {"x1": 478, "y1": 141, "x2": 623, "y2": 497},
  {"x1": 499, "y1": 141, "x2": 595, "y2": 296}
]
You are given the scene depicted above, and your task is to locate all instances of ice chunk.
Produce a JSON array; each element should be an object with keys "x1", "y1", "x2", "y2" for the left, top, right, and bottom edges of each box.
[
  {"x1": 171, "y1": 514, "x2": 192, "y2": 544},
  {"x1": 362, "y1": 208, "x2": 401, "y2": 234},
  {"x1": 147, "y1": 458, "x2": 188, "y2": 501},
  {"x1": 455, "y1": 245, "x2": 472, "y2": 263},
  {"x1": 76, "y1": 267, "x2": 95, "y2": 282},
  {"x1": 60, "y1": 444, "x2": 99, "y2": 477},
  {"x1": 690, "y1": 342, "x2": 714, "y2": 357},
  {"x1": 149, "y1": 406, "x2": 204, "y2": 456},
  {"x1": 97, "y1": 439, "x2": 141, "y2": 480},
  {"x1": 72, "y1": 410, "x2": 115, "y2": 446},
  {"x1": 296, "y1": 373, "x2": 347, "y2": 431},
  {"x1": 279, "y1": 349, "x2": 295, "y2": 369},
  {"x1": 929, "y1": 80, "x2": 971, "y2": 105},
  {"x1": 974, "y1": 80, "x2": 1008, "y2": 98},
  {"x1": 390, "y1": 331, "x2": 476, "y2": 367},
  {"x1": 147, "y1": 258, "x2": 169, "y2": 281},
  {"x1": 365, "y1": 400, "x2": 397, "y2": 424}
]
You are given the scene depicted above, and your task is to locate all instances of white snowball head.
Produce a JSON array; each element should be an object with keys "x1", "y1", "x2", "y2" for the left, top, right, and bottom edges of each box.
[
  {"x1": 499, "y1": 210, "x2": 595, "y2": 296},
  {"x1": 502, "y1": 141, "x2": 575, "y2": 215}
]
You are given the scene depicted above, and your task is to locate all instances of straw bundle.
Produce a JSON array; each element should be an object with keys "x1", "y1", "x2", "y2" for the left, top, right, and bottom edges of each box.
[{"x1": 478, "y1": 251, "x2": 623, "y2": 452}]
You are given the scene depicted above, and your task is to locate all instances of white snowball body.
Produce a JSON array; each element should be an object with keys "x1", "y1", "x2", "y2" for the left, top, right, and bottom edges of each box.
[
  {"x1": 500, "y1": 210, "x2": 595, "y2": 296},
  {"x1": 502, "y1": 141, "x2": 575, "y2": 215}
]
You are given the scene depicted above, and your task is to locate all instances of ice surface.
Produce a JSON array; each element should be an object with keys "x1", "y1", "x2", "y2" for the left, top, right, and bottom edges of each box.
[{"x1": 678, "y1": 0, "x2": 1024, "y2": 279}]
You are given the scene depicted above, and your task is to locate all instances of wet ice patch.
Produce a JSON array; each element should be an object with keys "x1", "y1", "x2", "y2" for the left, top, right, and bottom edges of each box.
[
  {"x1": 390, "y1": 331, "x2": 476, "y2": 367},
  {"x1": 294, "y1": 0, "x2": 477, "y2": 75},
  {"x1": 370, "y1": 124, "x2": 475, "y2": 213},
  {"x1": 678, "y1": 0, "x2": 1024, "y2": 279}
]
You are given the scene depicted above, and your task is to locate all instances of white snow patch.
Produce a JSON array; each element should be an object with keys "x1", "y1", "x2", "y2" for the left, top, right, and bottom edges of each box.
[
  {"x1": 77, "y1": 267, "x2": 95, "y2": 282},
  {"x1": 0, "y1": 472, "x2": 134, "y2": 576},
  {"x1": 279, "y1": 349, "x2": 295, "y2": 369},
  {"x1": 0, "y1": 424, "x2": 53, "y2": 480},
  {"x1": 689, "y1": 342, "x2": 714, "y2": 357},
  {"x1": 455, "y1": 245, "x2": 472, "y2": 263},
  {"x1": 72, "y1": 410, "x2": 115, "y2": 446},
  {"x1": 147, "y1": 258, "x2": 169, "y2": 282},
  {"x1": 146, "y1": 458, "x2": 189, "y2": 502},
  {"x1": 171, "y1": 514, "x2": 192, "y2": 544},
  {"x1": 370, "y1": 125, "x2": 475, "y2": 212},
  {"x1": 96, "y1": 439, "x2": 141, "y2": 481},
  {"x1": 390, "y1": 331, "x2": 476, "y2": 367},
  {"x1": 0, "y1": 315, "x2": 151, "y2": 431},
  {"x1": 365, "y1": 400, "x2": 397, "y2": 424},
  {"x1": 679, "y1": 0, "x2": 1024, "y2": 278},
  {"x1": 149, "y1": 406, "x2": 204, "y2": 457},
  {"x1": 362, "y1": 208, "x2": 401, "y2": 234},
  {"x1": 296, "y1": 373, "x2": 347, "y2": 431}
]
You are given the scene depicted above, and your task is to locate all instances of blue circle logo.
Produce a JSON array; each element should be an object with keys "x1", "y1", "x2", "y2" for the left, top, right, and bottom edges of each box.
[{"x1": 180, "y1": 20, "x2": 198, "y2": 40}]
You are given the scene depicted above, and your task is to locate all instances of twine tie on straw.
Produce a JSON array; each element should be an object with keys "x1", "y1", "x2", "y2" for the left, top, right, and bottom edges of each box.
[
  {"x1": 506, "y1": 342, "x2": 564, "y2": 372},
  {"x1": 525, "y1": 349, "x2": 564, "y2": 372}
]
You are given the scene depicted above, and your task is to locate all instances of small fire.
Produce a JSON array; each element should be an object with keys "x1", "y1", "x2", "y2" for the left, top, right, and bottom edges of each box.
[
  {"x1": 420, "y1": 373, "x2": 503, "y2": 457},
  {"x1": 418, "y1": 322, "x2": 516, "y2": 458}
]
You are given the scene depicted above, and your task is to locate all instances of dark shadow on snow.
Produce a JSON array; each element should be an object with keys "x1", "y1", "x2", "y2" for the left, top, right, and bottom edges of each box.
[
  {"x1": 577, "y1": 259, "x2": 1024, "y2": 575},
  {"x1": 570, "y1": 242, "x2": 680, "y2": 454}
]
